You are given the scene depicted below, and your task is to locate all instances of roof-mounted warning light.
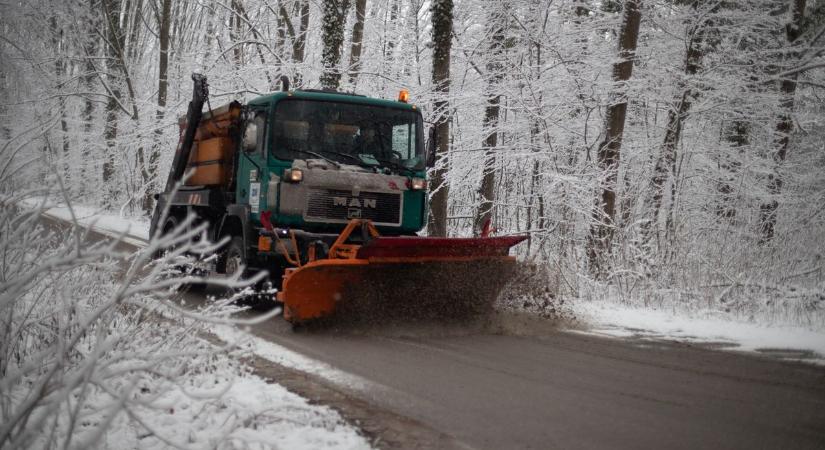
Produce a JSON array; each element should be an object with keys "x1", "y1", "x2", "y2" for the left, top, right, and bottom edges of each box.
[{"x1": 398, "y1": 89, "x2": 410, "y2": 103}]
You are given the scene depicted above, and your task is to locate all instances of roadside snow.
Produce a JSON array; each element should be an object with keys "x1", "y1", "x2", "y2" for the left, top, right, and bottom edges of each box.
[
  {"x1": 104, "y1": 361, "x2": 371, "y2": 450},
  {"x1": 572, "y1": 301, "x2": 825, "y2": 363},
  {"x1": 19, "y1": 197, "x2": 150, "y2": 245},
  {"x1": 15, "y1": 198, "x2": 371, "y2": 449}
]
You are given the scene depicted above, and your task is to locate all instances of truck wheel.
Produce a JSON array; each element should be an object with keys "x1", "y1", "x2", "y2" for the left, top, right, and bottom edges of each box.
[
  {"x1": 155, "y1": 216, "x2": 180, "y2": 258},
  {"x1": 159, "y1": 216, "x2": 206, "y2": 291},
  {"x1": 219, "y1": 236, "x2": 265, "y2": 305},
  {"x1": 219, "y1": 236, "x2": 245, "y2": 276}
]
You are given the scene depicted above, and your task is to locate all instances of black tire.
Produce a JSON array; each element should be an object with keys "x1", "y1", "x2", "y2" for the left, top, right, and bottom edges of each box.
[
  {"x1": 217, "y1": 236, "x2": 245, "y2": 276},
  {"x1": 217, "y1": 236, "x2": 256, "y2": 303},
  {"x1": 217, "y1": 236, "x2": 281, "y2": 310},
  {"x1": 153, "y1": 216, "x2": 180, "y2": 259},
  {"x1": 159, "y1": 216, "x2": 206, "y2": 292}
]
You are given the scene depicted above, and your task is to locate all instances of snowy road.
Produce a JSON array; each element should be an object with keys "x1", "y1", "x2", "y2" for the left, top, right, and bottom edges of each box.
[
  {"x1": 43, "y1": 214, "x2": 825, "y2": 449},
  {"x1": 209, "y1": 306, "x2": 825, "y2": 450}
]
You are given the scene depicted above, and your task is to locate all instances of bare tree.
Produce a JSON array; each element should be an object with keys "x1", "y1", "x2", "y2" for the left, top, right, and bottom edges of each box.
[
  {"x1": 230, "y1": 0, "x2": 245, "y2": 67},
  {"x1": 48, "y1": 12, "x2": 71, "y2": 181},
  {"x1": 474, "y1": 2, "x2": 508, "y2": 235},
  {"x1": 0, "y1": 190, "x2": 266, "y2": 448},
  {"x1": 293, "y1": 0, "x2": 310, "y2": 86},
  {"x1": 320, "y1": 0, "x2": 351, "y2": 90},
  {"x1": 588, "y1": 0, "x2": 643, "y2": 274},
  {"x1": 761, "y1": 0, "x2": 808, "y2": 242},
  {"x1": 644, "y1": 0, "x2": 716, "y2": 248},
  {"x1": 101, "y1": 0, "x2": 124, "y2": 196},
  {"x1": 427, "y1": 0, "x2": 454, "y2": 237},
  {"x1": 145, "y1": 0, "x2": 173, "y2": 213},
  {"x1": 348, "y1": 0, "x2": 368, "y2": 88},
  {"x1": 80, "y1": 0, "x2": 101, "y2": 189}
]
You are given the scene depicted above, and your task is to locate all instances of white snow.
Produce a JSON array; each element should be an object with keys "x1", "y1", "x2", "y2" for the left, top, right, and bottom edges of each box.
[
  {"x1": 19, "y1": 197, "x2": 150, "y2": 246},
  {"x1": 13, "y1": 198, "x2": 372, "y2": 449},
  {"x1": 571, "y1": 301, "x2": 825, "y2": 364},
  {"x1": 105, "y1": 364, "x2": 371, "y2": 450},
  {"x1": 22, "y1": 197, "x2": 380, "y2": 387}
]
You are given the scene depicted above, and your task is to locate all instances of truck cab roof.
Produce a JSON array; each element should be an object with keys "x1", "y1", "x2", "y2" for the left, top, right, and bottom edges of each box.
[{"x1": 247, "y1": 89, "x2": 419, "y2": 112}]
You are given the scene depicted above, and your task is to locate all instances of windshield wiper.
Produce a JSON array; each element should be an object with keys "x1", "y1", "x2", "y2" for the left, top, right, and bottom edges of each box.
[
  {"x1": 320, "y1": 149, "x2": 370, "y2": 166},
  {"x1": 372, "y1": 156, "x2": 416, "y2": 175},
  {"x1": 295, "y1": 145, "x2": 415, "y2": 175},
  {"x1": 321, "y1": 149, "x2": 407, "y2": 174},
  {"x1": 291, "y1": 148, "x2": 341, "y2": 168}
]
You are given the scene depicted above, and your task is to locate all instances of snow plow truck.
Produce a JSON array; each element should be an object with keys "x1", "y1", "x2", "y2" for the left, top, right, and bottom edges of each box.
[{"x1": 150, "y1": 74, "x2": 526, "y2": 324}]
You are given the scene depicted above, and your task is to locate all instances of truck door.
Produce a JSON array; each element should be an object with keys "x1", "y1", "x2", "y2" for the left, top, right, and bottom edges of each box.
[{"x1": 237, "y1": 111, "x2": 268, "y2": 223}]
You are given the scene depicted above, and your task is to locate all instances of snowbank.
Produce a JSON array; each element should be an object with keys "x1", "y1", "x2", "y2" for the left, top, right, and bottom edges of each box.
[
  {"x1": 18, "y1": 197, "x2": 150, "y2": 246},
  {"x1": 572, "y1": 301, "x2": 825, "y2": 364},
  {"x1": 9, "y1": 198, "x2": 370, "y2": 449},
  {"x1": 107, "y1": 365, "x2": 370, "y2": 449}
]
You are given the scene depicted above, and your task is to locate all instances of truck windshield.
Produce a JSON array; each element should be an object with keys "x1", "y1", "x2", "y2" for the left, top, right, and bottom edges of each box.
[{"x1": 271, "y1": 99, "x2": 424, "y2": 171}]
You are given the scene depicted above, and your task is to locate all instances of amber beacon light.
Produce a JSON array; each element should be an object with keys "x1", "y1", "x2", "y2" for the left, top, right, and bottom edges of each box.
[{"x1": 398, "y1": 89, "x2": 410, "y2": 103}]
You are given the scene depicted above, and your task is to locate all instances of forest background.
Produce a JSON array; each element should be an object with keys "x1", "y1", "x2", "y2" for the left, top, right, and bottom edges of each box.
[{"x1": 2, "y1": 0, "x2": 825, "y2": 324}]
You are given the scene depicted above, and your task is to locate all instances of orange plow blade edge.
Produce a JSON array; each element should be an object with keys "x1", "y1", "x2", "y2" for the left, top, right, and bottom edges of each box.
[{"x1": 277, "y1": 232, "x2": 528, "y2": 324}]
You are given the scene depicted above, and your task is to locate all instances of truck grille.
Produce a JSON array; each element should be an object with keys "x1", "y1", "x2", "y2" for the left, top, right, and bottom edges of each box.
[{"x1": 305, "y1": 189, "x2": 402, "y2": 226}]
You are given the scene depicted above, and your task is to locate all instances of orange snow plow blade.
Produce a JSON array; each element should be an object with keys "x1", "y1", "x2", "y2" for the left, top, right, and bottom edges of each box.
[{"x1": 275, "y1": 220, "x2": 527, "y2": 324}]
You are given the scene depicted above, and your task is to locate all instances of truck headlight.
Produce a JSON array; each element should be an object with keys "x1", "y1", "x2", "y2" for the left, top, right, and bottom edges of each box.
[
  {"x1": 283, "y1": 168, "x2": 303, "y2": 183},
  {"x1": 410, "y1": 177, "x2": 426, "y2": 190}
]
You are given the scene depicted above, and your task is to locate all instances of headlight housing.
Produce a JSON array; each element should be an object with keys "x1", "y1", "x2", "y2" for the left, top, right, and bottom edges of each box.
[
  {"x1": 410, "y1": 177, "x2": 426, "y2": 190},
  {"x1": 283, "y1": 168, "x2": 303, "y2": 183}
]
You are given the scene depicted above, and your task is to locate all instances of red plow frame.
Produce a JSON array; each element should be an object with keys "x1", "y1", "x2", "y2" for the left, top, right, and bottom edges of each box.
[{"x1": 272, "y1": 219, "x2": 527, "y2": 323}]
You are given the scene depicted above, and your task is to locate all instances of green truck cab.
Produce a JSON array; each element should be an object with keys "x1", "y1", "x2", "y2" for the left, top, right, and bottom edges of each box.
[
  {"x1": 240, "y1": 90, "x2": 428, "y2": 234},
  {"x1": 150, "y1": 75, "x2": 434, "y2": 283}
]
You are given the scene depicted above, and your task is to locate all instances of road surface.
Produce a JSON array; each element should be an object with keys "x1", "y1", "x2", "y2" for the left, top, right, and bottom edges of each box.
[
  {"x1": 219, "y1": 304, "x2": 825, "y2": 450},
  {"x1": 45, "y1": 216, "x2": 825, "y2": 449}
]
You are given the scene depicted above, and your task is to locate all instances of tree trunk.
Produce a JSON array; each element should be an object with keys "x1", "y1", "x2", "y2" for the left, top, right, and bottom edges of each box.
[
  {"x1": 716, "y1": 120, "x2": 747, "y2": 220},
  {"x1": 320, "y1": 0, "x2": 351, "y2": 90},
  {"x1": 81, "y1": 1, "x2": 99, "y2": 189},
  {"x1": 144, "y1": 0, "x2": 172, "y2": 214},
  {"x1": 644, "y1": 1, "x2": 708, "y2": 246},
  {"x1": 101, "y1": 0, "x2": 142, "y2": 208},
  {"x1": 49, "y1": 15, "x2": 71, "y2": 182},
  {"x1": 382, "y1": 0, "x2": 400, "y2": 75},
  {"x1": 760, "y1": 0, "x2": 807, "y2": 243},
  {"x1": 125, "y1": 0, "x2": 143, "y2": 62},
  {"x1": 526, "y1": 11, "x2": 547, "y2": 254},
  {"x1": 427, "y1": 0, "x2": 453, "y2": 237},
  {"x1": 0, "y1": 70, "x2": 9, "y2": 140},
  {"x1": 474, "y1": 5, "x2": 507, "y2": 235},
  {"x1": 101, "y1": 0, "x2": 123, "y2": 197},
  {"x1": 587, "y1": 0, "x2": 642, "y2": 274},
  {"x1": 203, "y1": 1, "x2": 216, "y2": 68},
  {"x1": 230, "y1": 0, "x2": 244, "y2": 67},
  {"x1": 347, "y1": 0, "x2": 368, "y2": 88},
  {"x1": 292, "y1": 0, "x2": 310, "y2": 86}
]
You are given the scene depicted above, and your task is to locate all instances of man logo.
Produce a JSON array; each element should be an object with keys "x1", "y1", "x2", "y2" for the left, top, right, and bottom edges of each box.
[{"x1": 332, "y1": 196, "x2": 376, "y2": 209}]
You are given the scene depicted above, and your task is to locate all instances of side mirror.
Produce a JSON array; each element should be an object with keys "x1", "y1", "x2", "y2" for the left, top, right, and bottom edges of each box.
[
  {"x1": 426, "y1": 126, "x2": 437, "y2": 168},
  {"x1": 242, "y1": 122, "x2": 257, "y2": 152}
]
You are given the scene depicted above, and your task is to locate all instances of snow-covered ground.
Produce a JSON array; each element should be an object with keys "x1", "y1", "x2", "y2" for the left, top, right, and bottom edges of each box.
[
  {"x1": 28, "y1": 201, "x2": 825, "y2": 366},
  {"x1": 572, "y1": 301, "x2": 825, "y2": 364},
  {"x1": 13, "y1": 198, "x2": 371, "y2": 449},
  {"x1": 19, "y1": 197, "x2": 150, "y2": 246},
  {"x1": 105, "y1": 364, "x2": 370, "y2": 449}
]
